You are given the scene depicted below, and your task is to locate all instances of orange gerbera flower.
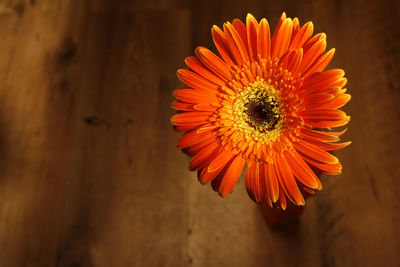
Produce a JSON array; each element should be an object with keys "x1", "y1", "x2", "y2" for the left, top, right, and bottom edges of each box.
[{"x1": 171, "y1": 13, "x2": 351, "y2": 209}]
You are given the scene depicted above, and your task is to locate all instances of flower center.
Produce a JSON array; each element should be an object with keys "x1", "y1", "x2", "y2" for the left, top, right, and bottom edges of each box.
[
  {"x1": 244, "y1": 96, "x2": 280, "y2": 132},
  {"x1": 233, "y1": 80, "x2": 285, "y2": 144}
]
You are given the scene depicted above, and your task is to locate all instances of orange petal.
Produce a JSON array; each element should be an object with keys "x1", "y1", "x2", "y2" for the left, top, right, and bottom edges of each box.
[
  {"x1": 285, "y1": 48, "x2": 303, "y2": 76},
  {"x1": 284, "y1": 150, "x2": 322, "y2": 190},
  {"x1": 189, "y1": 142, "x2": 220, "y2": 171},
  {"x1": 298, "y1": 39, "x2": 326, "y2": 75},
  {"x1": 331, "y1": 77, "x2": 347, "y2": 89},
  {"x1": 302, "y1": 187, "x2": 316, "y2": 195},
  {"x1": 171, "y1": 111, "x2": 213, "y2": 125},
  {"x1": 303, "y1": 33, "x2": 326, "y2": 53},
  {"x1": 262, "y1": 163, "x2": 279, "y2": 203},
  {"x1": 185, "y1": 56, "x2": 226, "y2": 86},
  {"x1": 275, "y1": 12, "x2": 287, "y2": 30},
  {"x1": 208, "y1": 148, "x2": 235, "y2": 173},
  {"x1": 327, "y1": 128, "x2": 348, "y2": 137},
  {"x1": 291, "y1": 17, "x2": 300, "y2": 38},
  {"x1": 259, "y1": 163, "x2": 272, "y2": 206},
  {"x1": 245, "y1": 161, "x2": 261, "y2": 203},
  {"x1": 278, "y1": 186, "x2": 287, "y2": 210},
  {"x1": 193, "y1": 104, "x2": 217, "y2": 112},
  {"x1": 314, "y1": 94, "x2": 351, "y2": 109},
  {"x1": 232, "y1": 19, "x2": 249, "y2": 55},
  {"x1": 306, "y1": 118, "x2": 350, "y2": 128},
  {"x1": 211, "y1": 25, "x2": 236, "y2": 66},
  {"x1": 302, "y1": 93, "x2": 334, "y2": 107},
  {"x1": 275, "y1": 156, "x2": 305, "y2": 205},
  {"x1": 177, "y1": 69, "x2": 219, "y2": 91},
  {"x1": 271, "y1": 18, "x2": 293, "y2": 59},
  {"x1": 324, "y1": 85, "x2": 345, "y2": 95},
  {"x1": 257, "y1": 18, "x2": 271, "y2": 59},
  {"x1": 301, "y1": 138, "x2": 351, "y2": 151},
  {"x1": 183, "y1": 135, "x2": 217, "y2": 156},
  {"x1": 173, "y1": 88, "x2": 217, "y2": 104},
  {"x1": 253, "y1": 162, "x2": 262, "y2": 203},
  {"x1": 174, "y1": 123, "x2": 204, "y2": 132},
  {"x1": 303, "y1": 110, "x2": 350, "y2": 128},
  {"x1": 177, "y1": 128, "x2": 214, "y2": 148},
  {"x1": 289, "y1": 21, "x2": 313, "y2": 51},
  {"x1": 246, "y1": 13, "x2": 259, "y2": 60},
  {"x1": 218, "y1": 155, "x2": 246, "y2": 197},
  {"x1": 301, "y1": 109, "x2": 348, "y2": 120},
  {"x1": 224, "y1": 22, "x2": 249, "y2": 64},
  {"x1": 302, "y1": 155, "x2": 342, "y2": 175},
  {"x1": 300, "y1": 128, "x2": 344, "y2": 142},
  {"x1": 301, "y1": 69, "x2": 345, "y2": 94},
  {"x1": 199, "y1": 150, "x2": 233, "y2": 184},
  {"x1": 294, "y1": 140, "x2": 339, "y2": 164},
  {"x1": 172, "y1": 101, "x2": 194, "y2": 111},
  {"x1": 196, "y1": 47, "x2": 233, "y2": 81},
  {"x1": 198, "y1": 166, "x2": 217, "y2": 184},
  {"x1": 245, "y1": 161, "x2": 254, "y2": 200},
  {"x1": 302, "y1": 48, "x2": 335, "y2": 77}
]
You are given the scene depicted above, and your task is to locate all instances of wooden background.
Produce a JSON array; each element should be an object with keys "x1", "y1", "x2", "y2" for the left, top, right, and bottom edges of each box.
[{"x1": 0, "y1": 0, "x2": 399, "y2": 266}]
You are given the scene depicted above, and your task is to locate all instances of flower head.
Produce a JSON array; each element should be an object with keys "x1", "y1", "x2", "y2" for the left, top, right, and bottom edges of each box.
[{"x1": 171, "y1": 13, "x2": 351, "y2": 209}]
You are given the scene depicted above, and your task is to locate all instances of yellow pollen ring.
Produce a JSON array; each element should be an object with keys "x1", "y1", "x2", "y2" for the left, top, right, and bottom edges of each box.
[{"x1": 232, "y1": 79, "x2": 285, "y2": 144}]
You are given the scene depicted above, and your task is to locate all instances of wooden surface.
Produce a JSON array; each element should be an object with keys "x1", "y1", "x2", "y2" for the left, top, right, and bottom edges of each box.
[{"x1": 0, "y1": 0, "x2": 399, "y2": 266}]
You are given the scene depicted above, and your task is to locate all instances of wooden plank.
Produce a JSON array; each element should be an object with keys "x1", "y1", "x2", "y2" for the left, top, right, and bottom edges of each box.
[{"x1": 0, "y1": 0, "x2": 398, "y2": 266}]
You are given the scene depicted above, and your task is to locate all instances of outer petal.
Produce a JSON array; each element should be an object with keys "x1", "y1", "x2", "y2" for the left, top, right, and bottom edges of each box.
[
  {"x1": 289, "y1": 21, "x2": 314, "y2": 51},
  {"x1": 280, "y1": 48, "x2": 303, "y2": 75},
  {"x1": 246, "y1": 13, "x2": 259, "y2": 60},
  {"x1": 189, "y1": 141, "x2": 220, "y2": 171},
  {"x1": 245, "y1": 160, "x2": 261, "y2": 203},
  {"x1": 293, "y1": 140, "x2": 339, "y2": 164},
  {"x1": 173, "y1": 88, "x2": 217, "y2": 104},
  {"x1": 185, "y1": 56, "x2": 226, "y2": 86},
  {"x1": 171, "y1": 111, "x2": 213, "y2": 126},
  {"x1": 211, "y1": 26, "x2": 236, "y2": 66},
  {"x1": 277, "y1": 186, "x2": 287, "y2": 210},
  {"x1": 232, "y1": 19, "x2": 249, "y2": 55},
  {"x1": 302, "y1": 155, "x2": 343, "y2": 175},
  {"x1": 183, "y1": 134, "x2": 218, "y2": 156},
  {"x1": 291, "y1": 17, "x2": 300, "y2": 38},
  {"x1": 275, "y1": 156, "x2": 305, "y2": 205},
  {"x1": 177, "y1": 69, "x2": 219, "y2": 91},
  {"x1": 259, "y1": 163, "x2": 272, "y2": 206},
  {"x1": 177, "y1": 127, "x2": 215, "y2": 148},
  {"x1": 300, "y1": 128, "x2": 346, "y2": 142},
  {"x1": 213, "y1": 155, "x2": 246, "y2": 197},
  {"x1": 262, "y1": 163, "x2": 279, "y2": 203},
  {"x1": 298, "y1": 39, "x2": 327, "y2": 75},
  {"x1": 301, "y1": 138, "x2": 351, "y2": 152},
  {"x1": 300, "y1": 69, "x2": 346, "y2": 95},
  {"x1": 257, "y1": 18, "x2": 271, "y2": 60},
  {"x1": 303, "y1": 33, "x2": 326, "y2": 54},
  {"x1": 224, "y1": 22, "x2": 249, "y2": 64},
  {"x1": 271, "y1": 18, "x2": 293, "y2": 59},
  {"x1": 313, "y1": 93, "x2": 351, "y2": 109},
  {"x1": 284, "y1": 150, "x2": 322, "y2": 190},
  {"x1": 208, "y1": 148, "x2": 235, "y2": 172},
  {"x1": 302, "y1": 109, "x2": 350, "y2": 128},
  {"x1": 172, "y1": 101, "x2": 194, "y2": 111},
  {"x1": 302, "y1": 48, "x2": 335, "y2": 77},
  {"x1": 195, "y1": 47, "x2": 233, "y2": 81}
]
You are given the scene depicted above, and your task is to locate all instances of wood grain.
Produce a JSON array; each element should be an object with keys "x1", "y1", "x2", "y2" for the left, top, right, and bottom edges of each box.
[{"x1": 0, "y1": 0, "x2": 399, "y2": 266}]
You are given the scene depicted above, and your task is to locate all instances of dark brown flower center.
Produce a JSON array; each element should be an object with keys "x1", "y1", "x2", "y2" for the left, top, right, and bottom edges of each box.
[{"x1": 244, "y1": 97, "x2": 280, "y2": 132}]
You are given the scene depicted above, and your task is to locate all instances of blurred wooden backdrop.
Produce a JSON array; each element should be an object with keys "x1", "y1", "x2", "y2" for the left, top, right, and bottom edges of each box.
[{"x1": 0, "y1": 0, "x2": 399, "y2": 266}]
